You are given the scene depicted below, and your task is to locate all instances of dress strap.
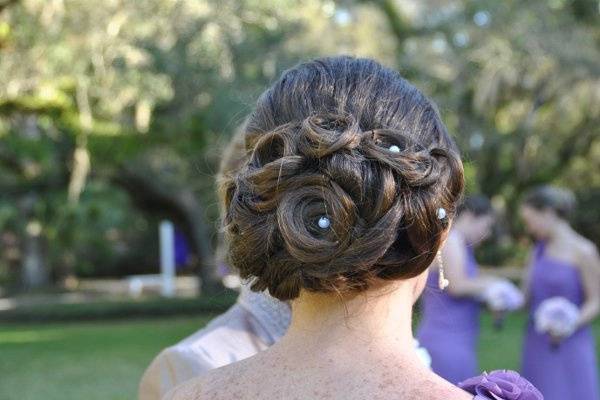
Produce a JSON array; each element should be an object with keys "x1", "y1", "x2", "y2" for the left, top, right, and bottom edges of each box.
[{"x1": 533, "y1": 241, "x2": 546, "y2": 260}]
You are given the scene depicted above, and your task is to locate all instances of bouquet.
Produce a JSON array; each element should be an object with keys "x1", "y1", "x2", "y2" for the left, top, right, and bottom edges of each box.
[
  {"x1": 413, "y1": 339, "x2": 432, "y2": 368},
  {"x1": 534, "y1": 296, "x2": 580, "y2": 348},
  {"x1": 482, "y1": 280, "x2": 525, "y2": 330}
]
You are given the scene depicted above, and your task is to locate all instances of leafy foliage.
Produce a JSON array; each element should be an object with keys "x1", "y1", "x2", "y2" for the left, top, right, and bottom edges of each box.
[{"x1": 0, "y1": 0, "x2": 598, "y2": 286}]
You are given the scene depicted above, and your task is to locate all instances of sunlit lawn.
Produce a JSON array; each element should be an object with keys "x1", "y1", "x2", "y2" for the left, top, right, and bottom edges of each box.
[
  {"x1": 1, "y1": 312, "x2": 599, "y2": 400},
  {"x1": 0, "y1": 316, "x2": 215, "y2": 400}
]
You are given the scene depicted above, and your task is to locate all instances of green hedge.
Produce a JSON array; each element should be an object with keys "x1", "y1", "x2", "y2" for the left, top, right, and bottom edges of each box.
[{"x1": 0, "y1": 291, "x2": 238, "y2": 323}]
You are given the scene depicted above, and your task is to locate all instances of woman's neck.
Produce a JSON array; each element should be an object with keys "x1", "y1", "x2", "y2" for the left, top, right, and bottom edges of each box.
[
  {"x1": 215, "y1": 278, "x2": 472, "y2": 400},
  {"x1": 279, "y1": 281, "x2": 420, "y2": 361}
]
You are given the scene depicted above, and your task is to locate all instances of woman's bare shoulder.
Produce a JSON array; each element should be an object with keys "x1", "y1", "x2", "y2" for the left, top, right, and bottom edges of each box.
[
  {"x1": 425, "y1": 384, "x2": 473, "y2": 400},
  {"x1": 164, "y1": 371, "x2": 473, "y2": 400},
  {"x1": 421, "y1": 373, "x2": 474, "y2": 400},
  {"x1": 163, "y1": 355, "x2": 255, "y2": 400},
  {"x1": 163, "y1": 378, "x2": 201, "y2": 400},
  {"x1": 576, "y1": 235, "x2": 598, "y2": 259},
  {"x1": 570, "y1": 232, "x2": 600, "y2": 270}
]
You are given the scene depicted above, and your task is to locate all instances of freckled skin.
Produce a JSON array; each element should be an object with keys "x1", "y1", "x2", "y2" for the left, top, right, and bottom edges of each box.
[
  {"x1": 163, "y1": 273, "x2": 473, "y2": 400},
  {"x1": 164, "y1": 345, "x2": 472, "y2": 400}
]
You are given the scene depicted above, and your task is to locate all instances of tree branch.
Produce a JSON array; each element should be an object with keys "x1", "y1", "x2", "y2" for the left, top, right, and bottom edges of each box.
[{"x1": 0, "y1": 0, "x2": 19, "y2": 14}]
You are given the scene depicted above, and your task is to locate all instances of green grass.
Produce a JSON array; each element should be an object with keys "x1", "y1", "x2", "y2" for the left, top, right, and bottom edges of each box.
[
  {"x1": 0, "y1": 316, "x2": 216, "y2": 400},
  {"x1": 479, "y1": 311, "x2": 526, "y2": 371},
  {"x1": 1, "y1": 312, "x2": 599, "y2": 400}
]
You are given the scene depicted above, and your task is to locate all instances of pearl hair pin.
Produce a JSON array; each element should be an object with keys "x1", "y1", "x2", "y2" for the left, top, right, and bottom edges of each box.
[
  {"x1": 318, "y1": 216, "x2": 331, "y2": 229},
  {"x1": 436, "y1": 207, "x2": 447, "y2": 220},
  {"x1": 389, "y1": 145, "x2": 400, "y2": 153}
]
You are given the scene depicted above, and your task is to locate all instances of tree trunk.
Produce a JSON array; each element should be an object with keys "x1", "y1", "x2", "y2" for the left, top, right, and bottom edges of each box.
[{"x1": 114, "y1": 166, "x2": 223, "y2": 295}]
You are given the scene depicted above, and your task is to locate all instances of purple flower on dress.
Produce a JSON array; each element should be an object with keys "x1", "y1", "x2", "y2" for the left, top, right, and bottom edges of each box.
[{"x1": 458, "y1": 370, "x2": 543, "y2": 400}]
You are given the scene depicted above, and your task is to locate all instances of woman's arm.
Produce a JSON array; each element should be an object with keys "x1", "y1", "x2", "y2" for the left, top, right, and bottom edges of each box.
[
  {"x1": 519, "y1": 251, "x2": 535, "y2": 305},
  {"x1": 575, "y1": 244, "x2": 600, "y2": 328},
  {"x1": 443, "y1": 232, "x2": 498, "y2": 298}
]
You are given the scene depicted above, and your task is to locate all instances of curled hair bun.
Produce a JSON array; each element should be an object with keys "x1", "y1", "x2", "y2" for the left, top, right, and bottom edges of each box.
[{"x1": 221, "y1": 57, "x2": 464, "y2": 301}]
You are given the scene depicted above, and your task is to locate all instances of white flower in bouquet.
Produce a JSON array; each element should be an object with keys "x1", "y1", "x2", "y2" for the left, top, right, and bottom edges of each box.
[
  {"x1": 483, "y1": 280, "x2": 525, "y2": 312},
  {"x1": 413, "y1": 339, "x2": 432, "y2": 368},
  {"x1": 534, "y1": 297, "x2": 580, "y2": 338}
]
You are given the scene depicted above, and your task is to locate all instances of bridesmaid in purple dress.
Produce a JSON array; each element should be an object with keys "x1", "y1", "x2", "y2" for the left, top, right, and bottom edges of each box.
[
  {"x1": 418, "y1": 196, "x2": 500, "y2": 384},
  {"x1": 520, "y1": 186, "x2": 600, "y2": 400}
]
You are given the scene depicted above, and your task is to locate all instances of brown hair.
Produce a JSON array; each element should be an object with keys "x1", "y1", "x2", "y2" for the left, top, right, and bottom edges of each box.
[
  {"x1": 220, "y1": 56, "x2": 464, "y2": 301},
  {"x1": 523, "y1": 185, "x2": 576, "y2": 220}
]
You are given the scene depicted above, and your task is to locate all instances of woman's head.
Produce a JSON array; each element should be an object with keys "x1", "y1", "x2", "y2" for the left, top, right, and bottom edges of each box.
[
  {"x1": 520, "y1": 186, "x2": 575, "y2": 239},
  {"x1": 220, "y1": 56, "x2": 464, "y2": 301},
  {"x1": 454, "y1": 195, "x2": 495, "y2": 245}
]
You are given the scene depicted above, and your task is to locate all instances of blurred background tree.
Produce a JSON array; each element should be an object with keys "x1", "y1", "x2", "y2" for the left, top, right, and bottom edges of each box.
[
  {"x1": 0, "y1": 0, "x2": 598, "y2": 293},
  {"x1": 364, "y1": 0, "x2": 600, "y2": 262}
]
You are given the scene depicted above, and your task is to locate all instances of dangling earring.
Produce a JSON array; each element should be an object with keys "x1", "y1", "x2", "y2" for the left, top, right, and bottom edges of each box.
[
  {"x1": 436, "y1": 207, "x2": 449, "y2": 290},
  {"x1": 437, "y1": 250, "x2": 449, "y2": 290}
]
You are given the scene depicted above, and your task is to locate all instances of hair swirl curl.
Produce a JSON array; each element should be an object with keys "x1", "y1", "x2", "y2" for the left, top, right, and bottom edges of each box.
[{"x1": 220, "y1": 57, "x2": 464, "y2": 301}]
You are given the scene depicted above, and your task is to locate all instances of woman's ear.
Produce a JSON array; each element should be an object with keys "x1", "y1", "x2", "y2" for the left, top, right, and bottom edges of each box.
[{"x1": 438, "y1": 221, "x2": 453, "y2": 249}]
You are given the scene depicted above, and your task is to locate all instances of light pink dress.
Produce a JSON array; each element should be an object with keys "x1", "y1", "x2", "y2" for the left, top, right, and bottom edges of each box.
[{"x1": 138, "y1": 286, "x2": 290, "y2": 400}]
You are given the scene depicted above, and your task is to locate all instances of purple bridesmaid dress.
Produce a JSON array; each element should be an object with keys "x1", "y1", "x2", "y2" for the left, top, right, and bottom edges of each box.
[
  {"x1": 417, "y1": 243, "x2": 481, "y2": 384},
  {"x1": 521, "y1": 243, "x2": 600, "y2": 400}
]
